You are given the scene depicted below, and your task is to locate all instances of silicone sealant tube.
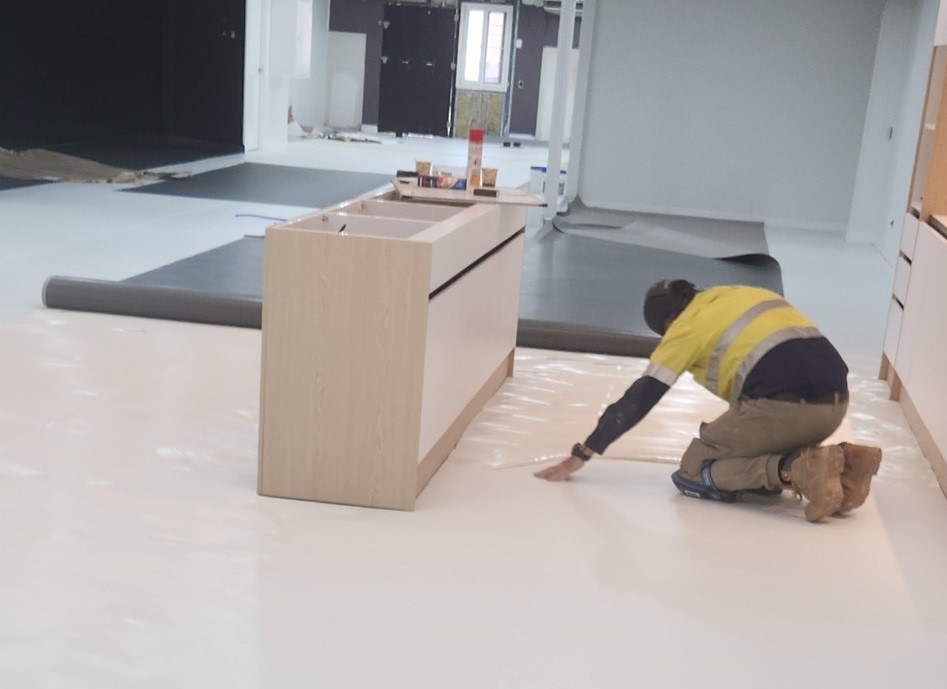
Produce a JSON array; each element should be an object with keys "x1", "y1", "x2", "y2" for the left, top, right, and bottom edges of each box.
[{"x1": 467, "y1": 127, "x2": 484, "y2": 187}]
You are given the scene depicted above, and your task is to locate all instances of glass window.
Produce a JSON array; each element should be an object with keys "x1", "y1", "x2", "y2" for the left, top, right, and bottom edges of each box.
[
  {"x1": 463, "y1": 10, "x2": 484, "y2": 82},
  {"x1": 457, "y1": 3, "x2": 512, "y2": 92},
  {"x1": 483, "y1": 11, "x2": 506, "y2": 84}
]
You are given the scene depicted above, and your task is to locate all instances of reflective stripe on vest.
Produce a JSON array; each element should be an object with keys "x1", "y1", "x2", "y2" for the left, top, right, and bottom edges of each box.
[
  {"x1": 730, "y1": 325, "x2": 823, "y2": 402},
  {"x1": 644, "y1": 362, "x2": 679, "y2": 387},
  {"x1": 704, "y1": 299, "x2": 788, "y2": 397}
]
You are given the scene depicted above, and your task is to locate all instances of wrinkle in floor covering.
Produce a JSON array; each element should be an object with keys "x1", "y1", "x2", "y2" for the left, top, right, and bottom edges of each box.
[{"x1": 553, "y1": 197, "x2": 770, "y2": 258}]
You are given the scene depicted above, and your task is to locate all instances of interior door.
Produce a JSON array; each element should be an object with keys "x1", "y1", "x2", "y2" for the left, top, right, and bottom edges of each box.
[{"x1": 378, "y1": 4, "x2": 456, "y2": 137}]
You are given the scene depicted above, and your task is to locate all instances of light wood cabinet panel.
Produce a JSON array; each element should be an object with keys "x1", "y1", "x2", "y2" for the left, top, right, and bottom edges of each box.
[
  {"x1": 258, "y1": 190, "x2": 527, "y2": 510},
  {"x1": 911, "y1": 47, "x2": 947, "y2": 217}
]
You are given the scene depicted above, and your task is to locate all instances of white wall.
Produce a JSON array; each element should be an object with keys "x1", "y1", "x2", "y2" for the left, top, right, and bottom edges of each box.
[
  {"x1": 290, "y1": 0, "x2": 330, "y2": 129},
  {"x1": 576, "y1": 0, "x2": 886, "y2": 231},
  {"x1": 536, "y1": 47, "x2": 579, "y2": 143},
  {"x1": 848, "y1": 0, "x2": 920, "y2": 245},
  {"x1": 245, "y1": 0, "x2": 326, "y2": 150}
]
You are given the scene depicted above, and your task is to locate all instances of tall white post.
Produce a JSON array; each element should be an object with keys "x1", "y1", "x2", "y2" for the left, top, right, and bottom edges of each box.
[
  {"x1": 543, "y1": 0, "x2": 577, "y2": 219},
  {"x1": 566, "y1": 0, "x2": 595, "y2": 203}
]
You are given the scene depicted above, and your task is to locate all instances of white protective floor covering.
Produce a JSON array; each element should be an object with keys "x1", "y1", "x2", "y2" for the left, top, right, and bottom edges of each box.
[{"x1": 1, "y1": 136, "x2": 946, "y2": 688}]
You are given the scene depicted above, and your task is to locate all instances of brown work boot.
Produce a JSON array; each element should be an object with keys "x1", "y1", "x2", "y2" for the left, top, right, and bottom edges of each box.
[
  {"x1": 837, "y1": 442, "x2": 882, "y2": 513},
  {"x1": 788, "y1": 445, "x2": 844, "y2": 522}
]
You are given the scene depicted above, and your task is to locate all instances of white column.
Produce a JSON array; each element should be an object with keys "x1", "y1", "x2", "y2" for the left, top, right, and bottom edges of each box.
[
  {"x1": 566, "y1": 0, "x2": 596, "y2": 203},
  {"x1": 543, "y1": 0, "x2": 577, "y2": 219}
]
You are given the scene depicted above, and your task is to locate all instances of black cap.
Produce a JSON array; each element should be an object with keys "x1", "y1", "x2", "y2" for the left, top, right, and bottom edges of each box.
[{"x1": 643, "y1": 279, "x2": 697, "y2": 335}]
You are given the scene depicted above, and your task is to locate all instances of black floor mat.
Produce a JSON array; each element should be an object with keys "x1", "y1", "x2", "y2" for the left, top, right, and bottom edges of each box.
[
  {"x1": 124, "y1": 238, "x2": 264, "y2": 296},
  {"x1": 124, "y1": 163, "x2": 393, "y2": 207}
]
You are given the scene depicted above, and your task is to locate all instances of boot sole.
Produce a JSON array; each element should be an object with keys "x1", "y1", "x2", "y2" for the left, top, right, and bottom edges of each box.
[{"x1": 838, "y1": 444, "x2": 883, "y2": 513}]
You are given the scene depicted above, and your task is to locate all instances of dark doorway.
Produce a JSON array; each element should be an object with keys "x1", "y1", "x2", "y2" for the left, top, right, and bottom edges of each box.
[
  {"x1": 163, "y1": 2, "x2": 246, "y2": 150},
  {"x1": 378, "y1": 4, "x2": 456, "y2": 137},
  {"x1": 0, "y1": 0, "x2": 245, "y2": 168}
]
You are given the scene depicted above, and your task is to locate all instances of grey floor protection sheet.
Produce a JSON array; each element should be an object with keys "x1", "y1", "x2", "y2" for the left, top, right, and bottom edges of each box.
[
  {"x1": 517, "y1": 226, "x2": 782, "y2": 356},
  {"x1": 124, "y1": 163, "x2": 392, "y2": 208},
  {"x1": 43, "y1": 226, "x2": 783, "y2": 358}
]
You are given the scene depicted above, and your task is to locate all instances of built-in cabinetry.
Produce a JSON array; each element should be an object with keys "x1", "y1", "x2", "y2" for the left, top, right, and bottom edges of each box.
[
  {"x1": 257, "y1": 189, "x2": 528, "y2": 510},
  {"x1": 881, "y1": 45, "x2": 947, "y2": 496}
]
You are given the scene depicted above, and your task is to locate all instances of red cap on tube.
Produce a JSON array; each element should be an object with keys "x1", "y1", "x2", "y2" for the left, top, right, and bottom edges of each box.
[{"x1": 468, "y1": 127, "x2": 484, "y2": 144}]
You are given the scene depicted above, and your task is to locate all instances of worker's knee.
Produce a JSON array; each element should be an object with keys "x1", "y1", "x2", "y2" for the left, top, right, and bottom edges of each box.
[
  {"x1": 671, "y1": 460, "x2": 738, "y2": 503},
  {"x1": 680, "y1": 438, "x2": 717, "y2": 479}
]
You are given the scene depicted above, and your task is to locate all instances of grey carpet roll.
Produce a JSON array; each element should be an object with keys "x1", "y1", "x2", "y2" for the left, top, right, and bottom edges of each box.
[
  {"x1": 517, "y1": 319, "x2": 659, "y2": 358},
  {"x1": 42, "y1": 277, "x2": 262, "y2": 329}
]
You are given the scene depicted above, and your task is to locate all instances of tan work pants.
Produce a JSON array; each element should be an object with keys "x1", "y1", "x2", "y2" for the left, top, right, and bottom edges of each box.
[{"x1": 679, "y1": 396, "x2": 848, "y2": 492}]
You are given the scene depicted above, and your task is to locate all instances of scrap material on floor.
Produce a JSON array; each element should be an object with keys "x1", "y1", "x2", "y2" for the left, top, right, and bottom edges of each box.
[
  {"x1": 38, "y1": 141, "x2": 232, "y2": 171},
  {"x1": 0, "y1": 148, "x2": 189, "y2": 184},
  {"x1": 321, "y1": 130, "x2": 382, "y2": 144}
]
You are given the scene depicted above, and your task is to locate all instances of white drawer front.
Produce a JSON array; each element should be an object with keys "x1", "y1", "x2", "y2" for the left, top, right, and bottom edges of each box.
[
  {"x1": 883, "y1": 298, "x2": 903, "y2": 362},
  {"x1": 893, "y1": 254, "x2": 911, "y2": 304},
  {"x1": 900, "y1": 213, "x2": 919, "y2": 260}
]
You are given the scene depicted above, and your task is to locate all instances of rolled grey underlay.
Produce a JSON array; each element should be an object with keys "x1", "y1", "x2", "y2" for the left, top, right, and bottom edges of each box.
[
  {"x1": 42, "y1": 277, "x2": 262, "y2": 329},
  {"x1": 517, "y1": 319, "x2": 658, "y2": 358}
]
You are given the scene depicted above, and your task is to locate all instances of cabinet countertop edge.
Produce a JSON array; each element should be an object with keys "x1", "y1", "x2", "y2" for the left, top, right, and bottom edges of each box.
[{"x1": 929, "y1": 215, "x2": 947, "y2": 239}]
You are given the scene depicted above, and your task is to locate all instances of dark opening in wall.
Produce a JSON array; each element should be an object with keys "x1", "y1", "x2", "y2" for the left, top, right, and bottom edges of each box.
[{"x1": 0, "y1": 0, "x2": 246, "y2": 166}]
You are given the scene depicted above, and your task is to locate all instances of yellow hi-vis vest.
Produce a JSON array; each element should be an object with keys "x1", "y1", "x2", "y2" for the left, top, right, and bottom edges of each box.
[{"x1": 643, "y1": 285, "x2": 823, "y2": 404}]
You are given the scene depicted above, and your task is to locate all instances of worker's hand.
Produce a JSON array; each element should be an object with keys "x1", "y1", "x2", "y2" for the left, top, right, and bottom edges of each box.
[{"x1": 533, "y1": 455, "x2": 586, "y2": 481}]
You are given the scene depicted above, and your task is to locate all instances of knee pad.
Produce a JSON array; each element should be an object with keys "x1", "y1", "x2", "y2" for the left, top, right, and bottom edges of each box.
[{"x1": 671, "y1": 460, "x2": 737, "y2": 503}]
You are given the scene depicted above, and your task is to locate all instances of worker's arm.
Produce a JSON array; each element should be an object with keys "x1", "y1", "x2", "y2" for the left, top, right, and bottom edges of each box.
[{"x1": 534, "y1": 375, "x2": 670, "y2": 481}]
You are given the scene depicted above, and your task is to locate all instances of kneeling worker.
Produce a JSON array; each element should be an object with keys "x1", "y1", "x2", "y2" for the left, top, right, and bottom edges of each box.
[{"x1": 534, "y1": 279, "x2": 882, "y2": 522}]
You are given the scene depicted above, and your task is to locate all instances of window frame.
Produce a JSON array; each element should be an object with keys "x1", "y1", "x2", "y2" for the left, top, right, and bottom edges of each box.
[{"x1": 455, "y1": 2, "x2": 514, "y2": 92}]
